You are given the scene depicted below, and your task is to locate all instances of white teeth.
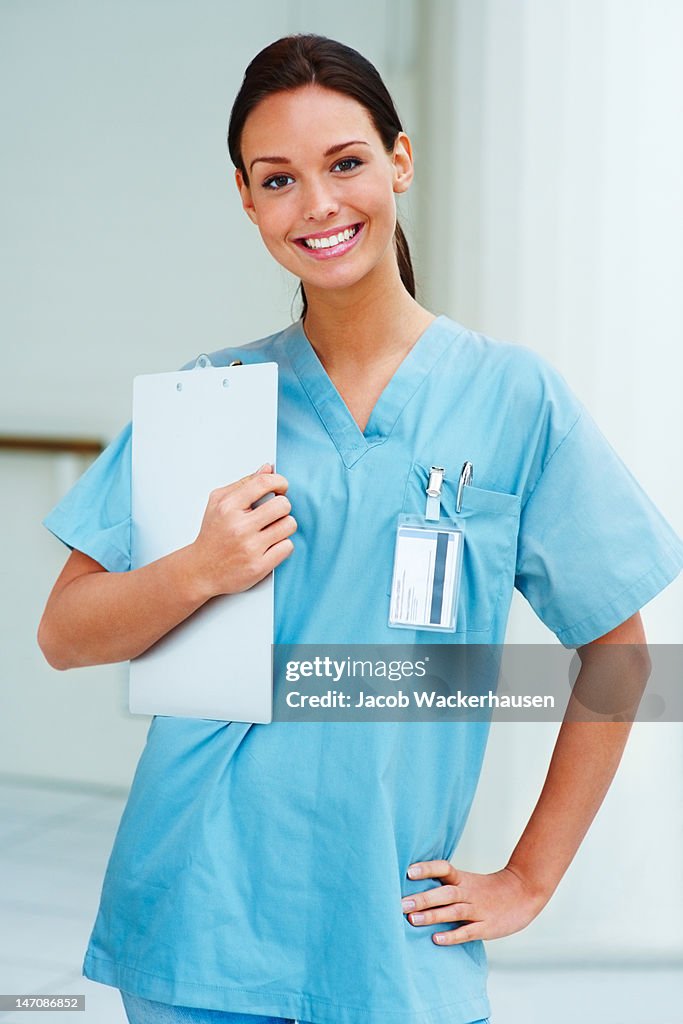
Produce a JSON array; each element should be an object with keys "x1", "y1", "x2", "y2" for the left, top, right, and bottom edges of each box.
[{"x1": 303, "y1": 225, "x2": 358, "y2": 249}]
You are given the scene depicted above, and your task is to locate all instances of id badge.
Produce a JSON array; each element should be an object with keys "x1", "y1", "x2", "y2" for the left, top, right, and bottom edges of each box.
[{"x1": 388, "y1": 513, "x2": 464, "y2": 633}]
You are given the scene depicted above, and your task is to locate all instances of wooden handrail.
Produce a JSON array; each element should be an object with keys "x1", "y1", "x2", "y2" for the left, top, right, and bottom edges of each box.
[{"x1": 0, "y1": 435, "x2": 104, "y2": 455}]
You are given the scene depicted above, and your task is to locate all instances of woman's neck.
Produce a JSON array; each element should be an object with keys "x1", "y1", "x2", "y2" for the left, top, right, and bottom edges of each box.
[
  {"x1": 300, "y1": 265, "x2": 437, "y2": 434},
  {"x1": 301, "y1": 262, "x2": 435, "y2": 377}
]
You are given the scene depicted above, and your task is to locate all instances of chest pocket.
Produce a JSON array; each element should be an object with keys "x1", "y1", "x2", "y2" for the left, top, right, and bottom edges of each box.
[{"x1": 390, "y1": 461, "x2": 522, "y2": 636}]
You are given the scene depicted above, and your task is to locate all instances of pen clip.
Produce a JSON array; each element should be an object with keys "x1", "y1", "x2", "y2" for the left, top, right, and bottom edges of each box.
[{"x1": 456, "y1": 461, "x2": 473, "y2": 513}]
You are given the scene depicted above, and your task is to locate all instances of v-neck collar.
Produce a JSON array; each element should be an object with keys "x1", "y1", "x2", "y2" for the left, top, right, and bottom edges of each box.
[{"x1": 283, "y1": 314, "x2": 460, "y2": 468}]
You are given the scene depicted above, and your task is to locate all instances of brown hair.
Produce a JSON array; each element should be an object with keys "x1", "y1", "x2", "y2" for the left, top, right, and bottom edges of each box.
[{"x1": 227, "y1": 34, "x2": 416, "y2": 317}]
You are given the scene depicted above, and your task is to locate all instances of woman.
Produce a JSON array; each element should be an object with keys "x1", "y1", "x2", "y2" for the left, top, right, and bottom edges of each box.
[{"x1": 38, "y1": 34, "x2": 683, "y2": 1024}]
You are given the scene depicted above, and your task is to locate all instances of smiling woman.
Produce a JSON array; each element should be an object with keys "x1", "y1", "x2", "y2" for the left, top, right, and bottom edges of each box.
[
  {"x1": 37, "y1": 31, "x2": 683, "y2": 1024},
  {"x1": 227, "y1": 36, "x2": 416, "y2": 321}
]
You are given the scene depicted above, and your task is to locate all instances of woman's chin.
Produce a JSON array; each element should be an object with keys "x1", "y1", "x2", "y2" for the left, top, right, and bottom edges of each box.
[{"x1": 298, "y1": 270, "x2": 372, "y2": 299}]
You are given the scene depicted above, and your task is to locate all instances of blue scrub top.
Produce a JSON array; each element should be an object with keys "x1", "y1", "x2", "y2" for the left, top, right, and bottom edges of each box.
[{"x1": 43, "y1": 316, "x2": 683, "y2": 1024}]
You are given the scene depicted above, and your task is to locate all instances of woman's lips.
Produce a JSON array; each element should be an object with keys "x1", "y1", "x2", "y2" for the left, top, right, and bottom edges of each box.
[{"x1": 293, "y1": 222, "x2": 364, "y2": 260}]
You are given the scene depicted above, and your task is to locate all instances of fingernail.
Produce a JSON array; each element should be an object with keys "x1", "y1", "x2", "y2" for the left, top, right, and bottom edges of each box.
[
  {"x1": 411, "y1": 913, "x2": 425, "y2": 924},
  {"x1": 401, "y1": 898, "x2": 416, "y2": 911},
  {"x1": 256, "y1": 463, "x2": 270, "y2": 472},
  {"x1": 407, "y1": 866, "x2": 422, "y2": 879},
  {"x1": 434, "y1": 934, "x2": 446, "y2": 943}
]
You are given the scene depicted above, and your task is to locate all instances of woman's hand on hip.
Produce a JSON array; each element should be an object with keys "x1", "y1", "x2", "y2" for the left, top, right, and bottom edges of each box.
[
  {"x1": 401, "y1": 859, "x2": 548, "y2": 945},
  {"x1": 189, "y1": 464, "x2": 297, "y2": 599}
]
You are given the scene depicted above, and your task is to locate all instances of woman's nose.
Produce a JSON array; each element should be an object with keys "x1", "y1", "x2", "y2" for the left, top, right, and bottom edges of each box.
[{"x1": 302, "y1": 181, "x2": 339, "y2": 222}]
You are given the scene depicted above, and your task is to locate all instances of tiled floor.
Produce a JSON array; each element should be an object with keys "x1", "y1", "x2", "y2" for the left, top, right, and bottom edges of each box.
[
  {"x1": 0, "y1": 779, "x2": 128, "y2": 1023},
  {"x1": 0, "y1": 778, "x2": 680, "y2": 1024}
]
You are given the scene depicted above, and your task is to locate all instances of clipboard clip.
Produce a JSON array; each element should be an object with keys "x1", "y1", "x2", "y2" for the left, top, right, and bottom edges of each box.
[
  {"x1": 192, "y1": 353, "x2": 243, "y2": 369},
  {"x1": 192, "y1": 353, "x2": 214, "y2": 369}
]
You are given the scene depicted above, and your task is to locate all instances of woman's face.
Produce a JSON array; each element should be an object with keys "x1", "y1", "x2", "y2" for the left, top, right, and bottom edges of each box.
[{"x1": 235, "y1": 85, "x2": 413, "y2": 298}]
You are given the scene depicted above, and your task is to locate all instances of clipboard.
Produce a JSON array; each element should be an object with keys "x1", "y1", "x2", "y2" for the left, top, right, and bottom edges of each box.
[{"x1": 129, "y1": 355, "x2": 278, "y2": 723}]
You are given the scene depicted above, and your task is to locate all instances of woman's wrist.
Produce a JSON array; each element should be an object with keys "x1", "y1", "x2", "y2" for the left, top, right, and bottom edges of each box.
[
  {"x1": 166, "y1": 542, "x2": 218, "y2": 608},
  {"x1": 503, "y1": 858, "x2": 557, "y2": 911}
]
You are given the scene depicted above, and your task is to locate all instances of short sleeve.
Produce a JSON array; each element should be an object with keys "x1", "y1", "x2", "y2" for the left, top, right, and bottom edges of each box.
[
  {"x1": 515, "y1": 406, "x2": 683, "y2": 647},
  {"x1": 42, "y1": 421, "x2": 132, "y2": 573}
]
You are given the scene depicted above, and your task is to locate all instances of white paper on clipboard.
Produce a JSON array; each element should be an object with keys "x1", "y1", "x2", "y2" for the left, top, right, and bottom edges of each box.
[{"x1": 129, "y1": 357, "x2": 278, "y2": 724}]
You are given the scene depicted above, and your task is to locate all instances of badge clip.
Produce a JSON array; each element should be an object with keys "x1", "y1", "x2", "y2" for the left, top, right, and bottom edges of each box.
[{"x1": 425, "y1": 465, "x2": 445, "y2": 522}]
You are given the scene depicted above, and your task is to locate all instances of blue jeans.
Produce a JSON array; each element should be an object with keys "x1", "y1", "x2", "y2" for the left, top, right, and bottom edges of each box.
[{"x1": 119, "y1": 991, "x2": 490, "y2": 1023}]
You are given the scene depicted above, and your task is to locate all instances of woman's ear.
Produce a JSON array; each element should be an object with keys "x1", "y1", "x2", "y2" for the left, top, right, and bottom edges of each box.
[
  {"x1": 392, "y1": 133, "x2": 414, "y2": 195},
  {"x1": 235, "y1": 168, "x2": 258, "y2": 225}
]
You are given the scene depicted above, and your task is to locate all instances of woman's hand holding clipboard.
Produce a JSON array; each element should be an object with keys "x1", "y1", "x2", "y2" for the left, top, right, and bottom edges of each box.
[{"x1": 191, "y1": 464, "x2": 297, "y2": 598}]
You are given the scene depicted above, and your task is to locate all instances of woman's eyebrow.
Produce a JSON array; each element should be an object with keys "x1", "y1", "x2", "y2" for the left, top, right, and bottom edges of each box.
[{"x1": 249, "y1": 140, "x2": 369, "y2": 173}]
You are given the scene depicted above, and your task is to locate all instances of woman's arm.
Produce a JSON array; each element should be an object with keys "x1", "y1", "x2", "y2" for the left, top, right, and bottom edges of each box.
[
  {"x1": 38, "y1": 469, "x2": 296, "y2": 670},
  {"x1": 502, "y1": 612, "x2": 649, "y2": 904},
  {"x1": 400, "y1": 612, "x2": 651, "y2": 944}
]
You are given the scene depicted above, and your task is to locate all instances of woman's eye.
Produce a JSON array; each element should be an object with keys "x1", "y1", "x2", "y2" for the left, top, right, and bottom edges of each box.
[
  {"x1": 333, "y1": 157, "x2": 363, "y2": 173},
  {"x1": 262, "y1": 174, "x2": 294, "y2": 191}
]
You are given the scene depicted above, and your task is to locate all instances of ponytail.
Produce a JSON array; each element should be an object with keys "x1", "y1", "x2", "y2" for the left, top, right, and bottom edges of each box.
[{"x1": 393, "y1": 221, "x2": 416, "y2": 300}]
